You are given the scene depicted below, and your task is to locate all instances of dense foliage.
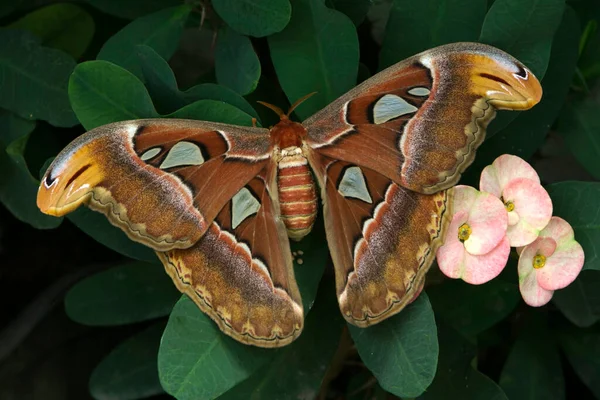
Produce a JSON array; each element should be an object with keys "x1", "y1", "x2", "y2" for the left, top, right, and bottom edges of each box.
[{"x1": 0, "y1": 0, "x2": 599, "y2": 399}]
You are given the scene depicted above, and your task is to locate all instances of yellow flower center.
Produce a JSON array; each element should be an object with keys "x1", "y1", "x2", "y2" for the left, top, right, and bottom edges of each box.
[
  {"x1": 505, "y1": 200, "x2": 515, "y2": 212},
  {"x1": 458, "y1": 223, "x2": 471, "y2": 242},
  {"x1": 533, "y1": 254, "x2": 546, "y2": 269}
]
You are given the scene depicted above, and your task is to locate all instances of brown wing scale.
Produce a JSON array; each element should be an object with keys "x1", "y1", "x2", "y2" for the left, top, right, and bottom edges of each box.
[
  {"x1": 304, "y1": 42, "x2": 542, "y2": 194},
  {"x1": 38, "y1": 119, "x2": 271, "y2": 251},
  {"x1": 308, "y1": 151, "x2": 450, "y2": 325},
  {"x1": 159, "y1": 164, "x2": 304, "y2": 347}
]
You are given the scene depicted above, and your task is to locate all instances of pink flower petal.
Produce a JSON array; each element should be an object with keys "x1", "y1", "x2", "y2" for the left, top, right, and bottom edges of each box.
[
  {"x1": 503, "y1": 178, "x2": 553, "y2": 247},
  {"x1": 437, "y1": 211, "x2": 469, "y2": 279},
  {"x1": 462, "y1": 236, "x2": 510, "y2": 284},
  {"x1": 538, "y1": 217, "x2": 575, "y2": 245},
  {"x1": 508, "y1": 211, "x2": 520, "y2": 226},
  {"x1": 480, "y1": 154, "x2": 540, "y2": 197},
  {"x1": 519, "y1": 266, "x2": 554, "y2": 307},
  {"x1": 463, "y1": 192, "x2": 508, "y2": 255},
  {"x1": 451, "y1": 185, "x2": 479, "y2": 215},
  {"x1": 538, "y1": 241, "x2": 585, "y2": 290}
]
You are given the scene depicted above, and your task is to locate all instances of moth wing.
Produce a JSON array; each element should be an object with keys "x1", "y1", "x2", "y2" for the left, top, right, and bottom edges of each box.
[
  {"x1": 308, "y1": 151, "x2": 450, "y2": 325},
  {"x1": 38, "y1": 119, "x2": 271, "y2": 251},
  {"x1": 159, "y1": 163, "x2": 304, "y2": 347},
  {"x1": 304, "y1": 42, "x2": 542, "y2": 194}
]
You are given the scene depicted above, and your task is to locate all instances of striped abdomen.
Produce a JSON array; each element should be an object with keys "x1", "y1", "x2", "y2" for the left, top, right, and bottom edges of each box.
[{"x1": 277, "y1": 147, "x2": 317, "y2": 241}]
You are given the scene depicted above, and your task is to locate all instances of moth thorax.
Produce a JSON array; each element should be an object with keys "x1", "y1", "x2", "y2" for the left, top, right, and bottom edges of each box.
[{"x1": 277, "y1": 146, "x2": 317, "y2": 241}]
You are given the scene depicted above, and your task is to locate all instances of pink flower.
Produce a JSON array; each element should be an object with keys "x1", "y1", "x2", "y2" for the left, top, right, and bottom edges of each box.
[
  {"x1": 480, "y1": 155, "x2": 552, "y2": 247},
  {"x1": 518, "y1": 217, "x2": 585, "y2": 306},
  {"x1": 437, "y1": 185, "x2": 510, "y2": 284}
]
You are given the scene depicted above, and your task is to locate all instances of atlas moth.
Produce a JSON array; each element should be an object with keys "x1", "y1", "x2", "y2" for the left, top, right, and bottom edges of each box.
[{"x1": 38, "y1": 43, "x2": 542, "y2": 347}]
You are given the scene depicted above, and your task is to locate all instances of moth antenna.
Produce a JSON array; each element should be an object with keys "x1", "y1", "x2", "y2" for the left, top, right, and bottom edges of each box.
[
  {"x1": 287, "y1": 92, "x2": 318, "y2": 117},
  {"x1": 257, "y1": 101, "x2": 286, "y2": 118}
]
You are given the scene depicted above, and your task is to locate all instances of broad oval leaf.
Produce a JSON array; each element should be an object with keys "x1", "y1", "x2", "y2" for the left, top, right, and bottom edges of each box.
[
  {"x1": 69, "y1": 60, "x2": 159, "y2": 130},
  {"x1": 553, "y1": 270, "x2": 600, "y2": 327},
  {"x1": 213, "y1": 0, "x2": 291, "y2": 37},
  {"x1": 65, "y1": 261, "x2": 177, "y2": 325},
  {"x1": 460, "y1": 7, "x2": 580, "y2": 185},
  {"x1": 215, "y1": 27, "x2": 261, "y2": 96},
  {"x1": 268, "y1": 0, "x2": 359, "y2": 120},
  {"x1": 97, "y1": 5, "x2": 192, "y2": 78},
  {"x1": 349, "y1": 293, "x2": 438, "y2": 398},
  {"x1": 557, "y1": 98, "x2": 600, "y2": 180},
  {"x1": 379, "y1": 0, "x2": 487, "y2": 69},
  {"x1": 8, "y1": 3, "x2": 95, "y2": 59},
  {"x1": 136, "y1": 45, "x2": 259, "y2": 118},
  {"x1": 90, "y1": 322, "x2": 166, "y2": 400},
  {"x1": 428, "y1": 277, "x2": 520, "y2": 338},
  {"x1": 499, "y1": 313, "x2": 564, "y2": 400},
  {"x1": 0, "y1": 111, "x2": 62, "y2": 229},
  {"x1": 547, "y1": 182, "x2": 600, "y2": 271},
  {"x1": 479, "y1": 0, "x2": 566, "y2": 78},
  {"x1": 0, "y1": 30, "x2": 77, "y2": 127}
]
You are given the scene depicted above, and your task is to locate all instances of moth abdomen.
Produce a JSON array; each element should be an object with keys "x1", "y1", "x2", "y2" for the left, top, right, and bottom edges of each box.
[{"x1": 277, "y1": 147, "x2": 317, "y2": 241}]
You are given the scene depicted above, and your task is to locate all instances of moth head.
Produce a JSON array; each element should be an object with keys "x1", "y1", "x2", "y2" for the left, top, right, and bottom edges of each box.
[
  {"x1": 467, "y1": 53, "x2": 542, "y2": 110},
  {"x1": 37, "y1": 146, "x2": 104, "y2": 216}
]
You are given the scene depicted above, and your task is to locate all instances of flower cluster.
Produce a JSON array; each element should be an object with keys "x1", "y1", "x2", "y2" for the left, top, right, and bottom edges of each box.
[{"x1": 436, "y1": 155, "x2": 584, "y2": 306}]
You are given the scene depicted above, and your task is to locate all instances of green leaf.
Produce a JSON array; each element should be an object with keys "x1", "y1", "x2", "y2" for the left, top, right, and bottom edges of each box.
[
  {"x1": 65, "y1": 261, "x2": 177, "y2": 325},
  {"x1": 158, "y1": 296, "x2": 274, "y2": 400},
  {"x1": 0, "y1": 110, "x2": 62, "y2": 229},
  {"x1": 420, "y1": 323, "x2": 508, "y2": 400},
  {"x1": 0, "y1": 30, "x2": 77, "y2": 127},
  {"x1": 90, "y1": 322, "x2": 166, "y2": 400},
  {"x1": 89, "y1": 321, "x2": 165, "y2": 400},
  {"x1": 158, "y1": 233, "x2": 327, "y2": 399},
  {"x1": 8, "y1": 3, "x2": 95, "y2": 59},
  {"x1": 460, "y1": 7, "x2": 580, "y2": 185},
  {"x1": 428, "y1": 277, "x2": 520, "y2": 338},
  {"x1": 553, "y1": 270, "x2": 600, "y2": 327},
  {"x1": 215, "y1": 27, "x2": 261, "y2": 96},
  {"x1": 379, "y1": 0, "x2": 487, "y2": 69},
  {"x1": 268, "y1": 0, "x2": 359, "y2": 120},
  {"x1": 325, "y1": 0, "x2": 372, "y2": 26},
  {"x1": 97, "y1": 5, "x2": 192, "y2": 78},
  {"x1": 69, "y1": 60, "x2": 159, "y2": 130},
  {"x1": 136, "y1": 45, "x2": 259, "y2": 118},
  {"x1": 557, "y1": 98, "x2": 600, "y2": 180},
  {"x1": 349, "y1": 293, "x2": 438, "y2": 398},
  {"x1": 68, "y1": 208, "x2": 158, "y2": 262},
  {"x1": 499, "y1": 313, "x2": 564, "y2": 400},
  {"x1": 547, "y1": 182, "x2": 600, "y2": 271},
  {"x1": 83, "y1": 0, "x2": 181, "y2": 19},
  {"x1": 479, "y1": 0, "x2": 565, "y2": 78},
  {"x1": 558, "y1": 326, "x2": 600, "y2": 399},
  {"x1": 219, "y1": 281, "x2": 344, "y2": 400},
  {"x1": 213, "y1": 0, "x2": 291, "y2": 37},
  {"x1": 167, "y1": 100, "x2": 255, "y2": 126}
]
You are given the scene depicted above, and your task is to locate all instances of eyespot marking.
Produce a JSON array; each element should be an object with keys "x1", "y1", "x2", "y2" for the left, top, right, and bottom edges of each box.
[
  {"x1": 140, "y1": 147, "x2": 161, "y2": 161},
  {"x1": 338, "y1": 166, "x2": 372, "y2": 204},
  {"x1": 160, "y1": 142, "x2": 204, "y2": 169},
  {"x1": 407, "y1": 87, "x2": 431, "y2": 97},
  {"x1": 231, "y1": 187, "x2": 261, "y2": 229},
  {"x1": 372, "y1": 94, "x2": 418, "y2": 124}
]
